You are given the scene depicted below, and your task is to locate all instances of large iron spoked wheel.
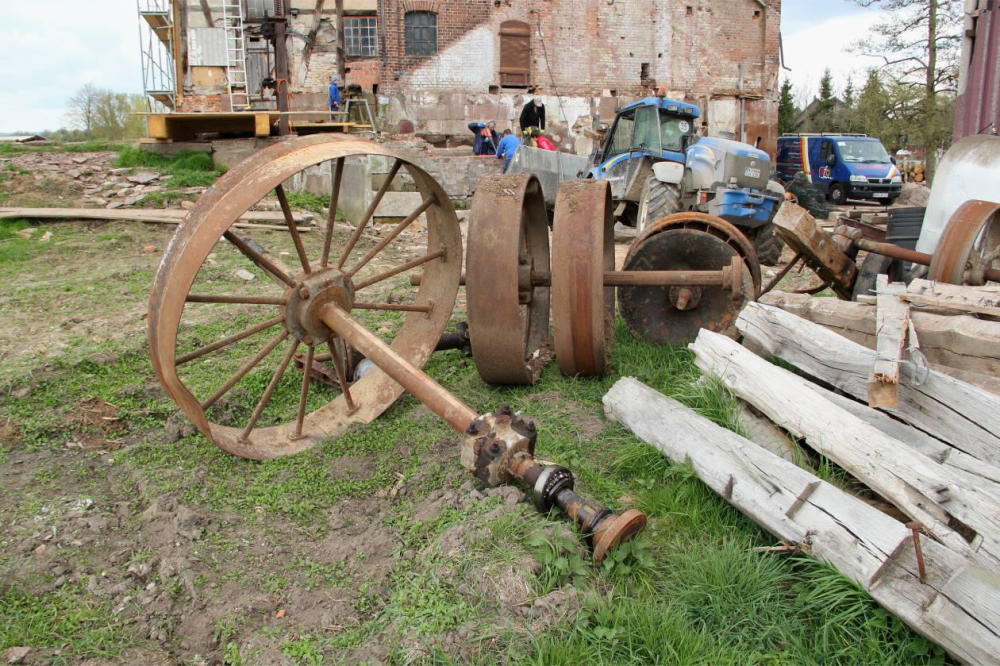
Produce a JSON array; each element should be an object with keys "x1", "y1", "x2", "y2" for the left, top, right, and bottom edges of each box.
[
  {"x1": 928, "y1": 200, "x2": 1000, "y2": 285},
  {"x1": 466, "y1": 173, "x2": 551, "y2": 385},
  {"x1": 551, "y1": 180, "x2": 615, "y2": 377},
  {"x1": 619, "y1": 212, "x2": 758, "y2": 346},
  {"x1": 149, "y1": 135, "x2": 462, "y2": 460}
]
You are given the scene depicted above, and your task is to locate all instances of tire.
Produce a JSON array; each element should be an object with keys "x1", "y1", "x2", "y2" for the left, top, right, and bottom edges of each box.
[
  {"x1": 828, "y1": 183, "x2": 846, "y2": 206},
  {"x1": 748, "y1": 222, "x2": 785, "y2": 266},
  {"x1": 636, "y1": 176, "x2": 681, "y2": 233}
]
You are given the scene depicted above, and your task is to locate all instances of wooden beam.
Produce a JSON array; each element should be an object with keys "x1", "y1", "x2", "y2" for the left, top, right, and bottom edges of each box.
[
  {"x1": 771, "y1": 203, "x2": 857, "y2": 298},
  {"x1": 603, "y1": 377, "x2": 1000, "y2": 666},
  {"x1": 868, "y1": 276, "x2": 910, "y2": 408},
  {"x1": 689, "y1": 329, "x2": 1000, "y2": 569},
  {"x1": 759, "y1": 291, "x2": 1000, "y2": 387},
  {"x1": 0, "y1": 207, "x2": 313, "y2": 227},
  {"x1": 901, "y1": 278, "x2": 1000, "y2": 318},
  {"x1": 254, "y1": 113, "x2": 272, "y2": 137},
  {"x1": 147, "y1": 114, "x2": 169, "y2": 140},
  {"x1": 198, "y1": 0, "x2": 213, "y2": 25},
  {"x1": 737, "y1": 301, "x2": 1000, "y2": 466}
]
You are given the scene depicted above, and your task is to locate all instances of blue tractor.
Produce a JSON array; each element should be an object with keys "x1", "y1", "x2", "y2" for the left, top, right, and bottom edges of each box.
[{"x1": 509, "y1": 96, "x2": 787, "y2": 265}]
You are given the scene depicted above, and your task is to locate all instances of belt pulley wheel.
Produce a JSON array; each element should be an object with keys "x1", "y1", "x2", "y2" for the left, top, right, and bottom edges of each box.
[
  {"x1": 928, "y1": 200, "x2": 1000, "y2": 285},
  {"x1": 551, "y1": 180, "x2": 616, "y2": 377},
  {"x1": 148, "y1": 135, "x2": 462, "y2": 460},
  {"x1": 619, "y1": 212, "x2": 758, "y2": 346},
  {"x1": 467, "y1": 173, "x2": 551, "y2": 385}
]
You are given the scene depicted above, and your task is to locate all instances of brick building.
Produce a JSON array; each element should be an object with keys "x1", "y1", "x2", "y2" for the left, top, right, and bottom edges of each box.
[{"x1": 146, "y1": 0, "x2": 782, "y2": 154}]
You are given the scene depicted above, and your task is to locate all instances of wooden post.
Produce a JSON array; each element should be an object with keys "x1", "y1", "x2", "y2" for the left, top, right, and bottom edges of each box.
[
  {"x1": 336, "y1": 0, "x2": 346, "y2": 81},
  {"x1": 868, "y1": 275, "x2": 910, "y2": 408},
  {"x1": 274, "y1": 18, "x2": 290, "y2": 136},
  {"x1": 171, "y1": 0, "x2": 184, "y2": 108}
]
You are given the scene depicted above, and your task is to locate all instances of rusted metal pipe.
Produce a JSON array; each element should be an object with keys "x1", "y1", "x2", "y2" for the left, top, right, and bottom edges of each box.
[
  {"x1": 411, "y1": 268, "x2": 733, "y2": 289},
  {"x1": 320, "y1": 304, "x2": 478, "y2": 432},
  {"x1": 856, "y1": 238, "x2": 1000, "y2": 283}
]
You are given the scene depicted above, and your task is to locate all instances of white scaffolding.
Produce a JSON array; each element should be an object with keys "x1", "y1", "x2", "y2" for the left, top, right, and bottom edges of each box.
[{"x1": 222, "y1": 0, "x2": 251, "y2": 110}]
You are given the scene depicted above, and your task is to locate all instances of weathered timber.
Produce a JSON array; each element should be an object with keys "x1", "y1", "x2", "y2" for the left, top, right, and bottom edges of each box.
[
  {"x1": 603, "y1": 377, "x2": 1000, "y2": 666},
  {"x1": 760, "y1": 291, "x2": 1000, "y2": 377},
  {"x1": 690, "y1": 328, "x2": 1000, "y2": 569},
  {"x1": 0, "y1": 207, "x2": 313, "y2": 227},
  {"x1": 736, "y1": 401, "x2": 807, "y2": 466},
  {"x1": 868, "y1": 276, "x2": 910, "y2": 408},
  {"x1": 902, "y1": 278, "x2": 1000, "y2": 318},
  {"x1": 772, "y1": 203, "x2": 857, "y2": 298},
  {"x1": 741, "y1": 300, "x2": 1000, "y2": 462}
]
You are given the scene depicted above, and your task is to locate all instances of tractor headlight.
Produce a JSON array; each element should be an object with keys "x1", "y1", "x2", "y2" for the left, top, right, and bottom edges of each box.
[
  {"x1": 891, "y1": 175, "x2": 902, "y2": 184},
  {"x1": 850, "y1": 175, "x2": 868, "y2": 183}
]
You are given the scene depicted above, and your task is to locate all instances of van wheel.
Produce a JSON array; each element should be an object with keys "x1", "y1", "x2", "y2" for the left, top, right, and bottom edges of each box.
[
  {"x1": 828, "y1": 183, "x2": 846, "y2": 206},
  {"x1": 636, "y1": 176, "x2": 682, "y2": 233}
]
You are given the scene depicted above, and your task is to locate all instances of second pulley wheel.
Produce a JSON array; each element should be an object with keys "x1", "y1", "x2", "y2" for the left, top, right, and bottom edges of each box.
[
  {"x1": 619, "y1": 212, "x2": 758, "y2": 346},
  {"x1": 466, "y1": 173, "x2": 551, "y2": 385},
  {"x1": 551, "y1": 180, "x2": 616, "y2": 377}
]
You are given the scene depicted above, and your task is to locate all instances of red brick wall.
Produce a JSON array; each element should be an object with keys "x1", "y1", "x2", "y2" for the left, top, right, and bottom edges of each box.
[{"x1": 176, "y1": 94, "x2": 231, "y2": 113}]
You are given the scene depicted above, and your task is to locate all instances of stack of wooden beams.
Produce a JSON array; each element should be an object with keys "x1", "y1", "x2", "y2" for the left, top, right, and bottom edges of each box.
[{"x1": 603, "y1": 299, "x2": 1000, "y2": 665}]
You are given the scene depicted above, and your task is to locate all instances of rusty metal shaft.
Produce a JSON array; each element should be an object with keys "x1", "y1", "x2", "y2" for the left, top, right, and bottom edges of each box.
[
  {"x1": 411, "y1": 268, "x2": 733, "y2": 289},
  {"x1": 320, "y1": 304, "x2": 478, "y2": 432},
  {"x1": 856, "y1": 238, "x2": 1000, "y2": 282}
]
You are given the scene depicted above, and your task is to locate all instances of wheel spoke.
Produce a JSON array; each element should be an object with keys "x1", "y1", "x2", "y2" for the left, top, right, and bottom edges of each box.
[
  {"x1": 353, "y1": 250, "x2": 445, "y2": 290},
  {"x1": 241, "y1": 338, "x2": 301, "y2": 441},
  {"x1": 226, "y1": 230, "x2": 294, "y2": 288},
  {"x1": 224, "y1": 231, "x2": 297, "y2": 288},
  {"x1": 327, "y1": 337, "x2": 357, "y2": 413},
  {"x1": 322, "y1": 157, "x2": 346, "y2": 268},
  {"x1": 201, "y1": 330, "x2": 290, "y2": 410},
  {"x1": 344, "y1": 196, "x2": 435, "y2": 278},
  {"x1": 337, "y1": 159, "x2": 403, "y2": 269},
  {"x1": 353, "y1": 301, "x2": 432, "y2": 313},
  {"x1": 294, "y1": 344, "x2": 314, "y2": 438},
  {"x1": 176, "y1": 315, "x2": 284, "y2": 366},
  {"x1": 186, "y1": 294, "x2": 286, "y2": 305},
  {"x1": 275, "y1": 184, "x2": 311, "y2": 275}
]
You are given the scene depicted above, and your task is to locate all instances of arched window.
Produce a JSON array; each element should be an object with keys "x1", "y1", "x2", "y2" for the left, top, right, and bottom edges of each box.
[{"x1": 405, "y1": 11, "x2": 437, "y2": 56}]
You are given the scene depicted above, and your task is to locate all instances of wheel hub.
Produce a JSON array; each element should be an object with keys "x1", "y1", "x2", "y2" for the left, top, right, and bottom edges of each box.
[{"x1": 283, "y1": 268, "x2": 354, "y2": 344}]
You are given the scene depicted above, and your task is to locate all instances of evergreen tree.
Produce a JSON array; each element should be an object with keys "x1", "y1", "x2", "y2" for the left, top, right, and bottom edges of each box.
[{"x1": 777, "y1": 79, "x2": 796, "y2": 135}]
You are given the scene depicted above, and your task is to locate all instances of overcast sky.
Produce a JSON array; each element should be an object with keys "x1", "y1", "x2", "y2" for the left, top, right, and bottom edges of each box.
[{"x1": 0, "y1": 0, "x2": 884, "y2": 134}]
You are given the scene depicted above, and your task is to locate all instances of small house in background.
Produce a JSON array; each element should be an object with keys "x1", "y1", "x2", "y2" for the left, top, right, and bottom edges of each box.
[
  {"x1": 0, "y1": 134, "x2": 49, "y2": 144},
  {"x1": 137, "y1": 0, "x2": 783, "y2": 155}
]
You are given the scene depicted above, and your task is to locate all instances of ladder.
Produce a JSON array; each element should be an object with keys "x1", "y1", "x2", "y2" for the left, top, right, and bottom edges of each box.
[{"x1": 222, "y1": 0, "x2": 250, "y2": 111}]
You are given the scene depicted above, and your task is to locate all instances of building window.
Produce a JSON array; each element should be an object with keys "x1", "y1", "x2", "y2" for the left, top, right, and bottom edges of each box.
[
  {"x1": 404, "y1": 11, "x2": 437, "y2": 56},
  {"x1": 345, "y1": 16, "x2": 378, "y2": 57}
]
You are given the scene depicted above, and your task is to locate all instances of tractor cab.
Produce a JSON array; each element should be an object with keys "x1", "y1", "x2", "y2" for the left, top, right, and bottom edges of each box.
[{"x1": 589, "y1": 97, "x2": 699, "y2": 189}]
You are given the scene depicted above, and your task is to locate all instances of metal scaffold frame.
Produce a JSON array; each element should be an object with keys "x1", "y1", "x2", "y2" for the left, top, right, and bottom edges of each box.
[
  {"x1": 222, "y1": 0, "x2": 251, "y2": 111},
  {"x1": 137, "y1": 0, "x2": 177, "y2": 111}
]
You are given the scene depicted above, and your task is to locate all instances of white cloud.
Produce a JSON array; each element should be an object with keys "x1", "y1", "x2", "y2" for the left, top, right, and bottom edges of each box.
[
  {"x1": 0, "y1": 0, "x2": 143, "y2": 133},
  {"x1": 783, "y1": 10, "x2": 883, "y2": 103}
]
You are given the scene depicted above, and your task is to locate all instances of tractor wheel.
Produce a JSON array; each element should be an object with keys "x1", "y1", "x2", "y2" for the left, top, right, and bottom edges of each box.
[
  {"x1": 748, "y1": 222, "x2": 785, "y2": 267},
  {"x1": 636, "y1": 176, "x2": 681, "y2": 233}
]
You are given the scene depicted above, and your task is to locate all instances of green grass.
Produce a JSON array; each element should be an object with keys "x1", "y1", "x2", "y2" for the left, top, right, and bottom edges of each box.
[
  {"x1": 0, "y1": 140, "x2": 124, "y2": 156},
  {"x1": 282, "y1": 191, "x2": 329, "y2": 216},
  {"x1": 0, "y1": 588, "x2": 131, "y2": 663},
  {"x1": 114, "y1": 146, "x2": 226, "y2": 190}
]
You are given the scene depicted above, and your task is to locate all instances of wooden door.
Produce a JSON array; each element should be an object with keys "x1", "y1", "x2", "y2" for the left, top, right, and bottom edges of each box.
[{"x1": 499, "y1": 21, "x2": 530, "y2": 88}]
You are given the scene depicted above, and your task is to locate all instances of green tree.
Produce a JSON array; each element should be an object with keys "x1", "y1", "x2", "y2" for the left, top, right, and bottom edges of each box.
[
  {"x1": 778, "y1": 79, "x2": 796, "y2": 135},
  {"x1": 809, "y1": 68, "x2": 838, "y2": 133},
  {"x1": 851, "y1": 0, "x2": 963, "y2": 183}
]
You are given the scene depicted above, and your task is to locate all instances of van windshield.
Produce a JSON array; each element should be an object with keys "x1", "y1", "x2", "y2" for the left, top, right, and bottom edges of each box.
[{"x1": 836, "y1": 139, "x2": 891, "y2": 164}]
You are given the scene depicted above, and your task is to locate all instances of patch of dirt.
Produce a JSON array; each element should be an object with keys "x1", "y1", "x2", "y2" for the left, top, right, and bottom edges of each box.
[
  {"x1": 529, "y1": 390, "x2": 607, "y2": 439},
  {"x1": 64, "y1": 397, "x2": 124, "y2": 451}
]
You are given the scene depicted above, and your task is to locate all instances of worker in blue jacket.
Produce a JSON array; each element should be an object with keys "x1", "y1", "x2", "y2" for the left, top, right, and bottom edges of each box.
[
  {"x1": 328, "y1": 75, "x2": 342, "y2": 120},
  {"x1": 495, "y1": 129, "x2": 520, "y2": 172},
  {"x1": 467, "y1": 120, "x2": 498, "y2": 155}
]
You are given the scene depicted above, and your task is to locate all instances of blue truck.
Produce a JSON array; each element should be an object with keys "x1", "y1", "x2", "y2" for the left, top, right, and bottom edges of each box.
[
  {"x1": 508, "y1": 96, "x2": 787, "y2": 263},
  {"x1": 776, "y1": 133, "x2": 903, "y2": 206}
]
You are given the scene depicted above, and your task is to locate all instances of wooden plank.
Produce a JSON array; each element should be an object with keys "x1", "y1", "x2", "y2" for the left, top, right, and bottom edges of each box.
[
  {"x1": 0, "y1": 207, "x2": 313, "y2": 224},
  {"x1": 738, "y1": 301, "x2": 1000, "y2": 465},
  {"x1": 690, "y1": 328, "x2": 1000, "y2": 569},
  {"x1": 901, "y1": 278, "x2": 1000, "y2": 318},
  {"x1": 868, "y1": 276, "x2": 910, "y2": 407},
  {"x1": 760, "y1": 291, "x2": 1000, "y2": 390},
  {"x1": 736, "y1": 401, "x2": 808, "y2": 466},
  {"x1": 603, "y1": 377, "x2": 1000, "y2": 666},
  {"x1": 772, "y1": 203, "x2": 857, "y2": 298}
]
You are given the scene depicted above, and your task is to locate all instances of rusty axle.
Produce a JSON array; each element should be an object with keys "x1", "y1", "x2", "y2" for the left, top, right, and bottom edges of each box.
[
  {"x1": 319, "y1": 302, "x2": 645, "y2": 561},
  {"x1": 411, "y1": 265, "x2": 740, "y2": 290},
  {"x1": 855, "y1": 238, "x2": 1000, "y2": 283}
]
